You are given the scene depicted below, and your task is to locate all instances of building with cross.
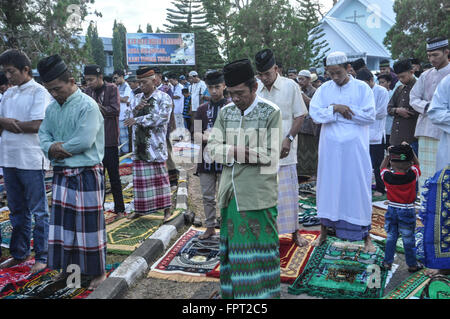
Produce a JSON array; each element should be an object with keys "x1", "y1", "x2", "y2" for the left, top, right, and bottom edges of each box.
[{"x1": 315, "y1": 0, "x2": 395, "y2": 71}]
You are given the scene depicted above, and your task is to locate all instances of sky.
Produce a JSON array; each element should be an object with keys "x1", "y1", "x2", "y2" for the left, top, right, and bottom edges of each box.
[{"x1": 82, "y1": 0, "x2": 335, "y2": 38}]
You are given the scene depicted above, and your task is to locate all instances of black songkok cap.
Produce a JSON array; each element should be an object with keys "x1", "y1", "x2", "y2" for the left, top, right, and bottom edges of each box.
[
  {"x1": 0, "y1": 71, "x2": 7, "y2": 86},
  {"x1": 379, "y1": 59, "x2": 390, "y2": 68},
  {"x1": 255, "y1": 49, "x2": 275, "y2": 72},
  {"x1": 136, "y1": 66, "x2": 155, "y2": 79},
  {"x1": 84, "y1": 64, "x2": 102, "y2": 76},
  {"x1": 150, "y1": 66, "x2": 161, "y2": 74},
  {"x1": 409, "y1": 58, "x2": 421, "y2": 65},
  {"x1": 223, "y1": 59, "x2": 255, "y2": 87},
  {"x1": 351, "y1": 58, "x2": 366, "y2": 72},
  {"x1": 205, "y1": 70, "x2": 224, "y2": 85},
  {"x1": 356, "y1": 68, "x2": 373, "y2": 82},
  {"x1": 390, "y1": 144, "x2": 413, "y2": 162},
  {"x1": 37, "y1": 54, "x2": 68, "y2": 83},
  {"x1": 393, "y1": 59, "x2": 412, "y2": 74}
]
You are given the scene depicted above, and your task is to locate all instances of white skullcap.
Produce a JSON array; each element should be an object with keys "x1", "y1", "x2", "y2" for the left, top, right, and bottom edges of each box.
[
  {"x1": 297, "y1": 70, "x2": 311, "y2": 78},
  {"x1": 189, "y1": 71, "x2": 198, "y2": 77},
  {"x1": 326, "y1": 51, "x2": 348, "y2": 66}
]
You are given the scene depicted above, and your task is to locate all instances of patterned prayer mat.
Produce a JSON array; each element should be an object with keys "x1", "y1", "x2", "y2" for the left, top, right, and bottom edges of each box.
[
  {"x1": 384, "y1": 270, "x2": 450, "y2": 299},
  {"x1": 106, "y1": 214, "x2": 163, "y2": 254},
  {"x1": 119, "y1": 163, "x2": 133, "y2": 176},
  {"x1": 0, "y1": 259, "x2": 35, "y2": 291},
  {"x1": 288, "y1": 237, "x2": 388, "y2": 299},
  {"x1": 1, "y1": 219, "x2": 35, "y2": 249},
  {"x1": 206, "y1": 230, "x2": 319, "y2": 284},
  {"x1": 149, "y1": 226, "x2": 220, "y2": 282},
  {"x1": 0, "y1": 208, "x2": 9, "y2": 223},
  {"x1": 370, "y1": 206, "x2": 424, "y2": 239},
  {"x1": 0, "y1": 263, "x2": 119, "y2": 299}
]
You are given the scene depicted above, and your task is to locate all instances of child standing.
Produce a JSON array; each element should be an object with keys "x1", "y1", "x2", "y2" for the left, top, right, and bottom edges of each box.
[
  {"x1": 182, "y1": 88, "x2": 192, "y2": 132},
  {"x1": 380, "y1": 142, "x2": 423, "y2": 272}
]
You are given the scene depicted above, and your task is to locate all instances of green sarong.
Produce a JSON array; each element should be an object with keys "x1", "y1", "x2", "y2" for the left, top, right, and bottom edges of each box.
[{"x1": 220, "y1": 197, "x2": 280, "y2": 299}]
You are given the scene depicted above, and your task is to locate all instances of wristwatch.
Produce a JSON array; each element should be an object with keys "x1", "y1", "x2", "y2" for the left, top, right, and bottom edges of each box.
[{"x1": 286, "y1": 134, "x2": 294, "y2": 142}]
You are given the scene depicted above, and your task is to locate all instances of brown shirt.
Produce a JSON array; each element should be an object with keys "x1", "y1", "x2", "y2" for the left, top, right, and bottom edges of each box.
[
  {"x1": 387, "y1": 79, "x2": 419, "y2": 145},
  {"x1": 84, "y1": 82, "x2": 120, "y2": 147}
]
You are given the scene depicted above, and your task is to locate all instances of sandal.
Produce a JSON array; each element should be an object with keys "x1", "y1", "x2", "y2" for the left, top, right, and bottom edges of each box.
[{"x1": 303, "y1": 216, "x2": 321, "y2": 227}]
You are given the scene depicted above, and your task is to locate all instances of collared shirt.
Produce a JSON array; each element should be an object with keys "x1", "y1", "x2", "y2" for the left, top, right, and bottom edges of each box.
[
  {"x1": 207, "y1": 95, "x2": 282, "y2": 211},
  {"x1": 118, "y1": 82, "x2": 132, "y2": 121},
  {"x1": 39, "y1": 89, "x2": 104, "y2": 168},
  {"x1": 428, "y1": 74, "x2": 450, "y2": 170},
  {"x1": 127, "y1": 89, "x2": 172, "y2": 162},
  {"x1": 388, "y1": 79, "x2": 420, "y2": 145},
  {"x1": 0, "y1": 78, "x2": 51, "y2": 170},
  {"x1": 189, "y1": 80, "x2": 207, "y2": 112},
  {"x1": 257, "y1": 74, "x2": 308, "y2": 166},
  {"x1": 84, "y1": 82, "x2": 120, "y2": 147},
  {"x1": 410, "y1": 63, "x2": 450, "y2": 139}
]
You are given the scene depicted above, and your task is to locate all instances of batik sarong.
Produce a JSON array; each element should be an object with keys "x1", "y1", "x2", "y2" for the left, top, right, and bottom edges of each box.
[
  {"x1": 420, "y1": 165, "x2": 450, "y2": 269},
  {"x1": 220, "y1": 197, "x2": 280, "y2": 299},
  {"x1": 418, "y1": 136, "x2": 439, "y2": 203},
  {"x1": 277, "y1": 164, "x2": 299, "y2": 234},
  {"x1": 133, "y1": 160, "x2": 171, "y2": 214},
  {"x1": 49, "y1": 164, "x2": 106, "y2": 276},
  {"x1": 297, "y1": 133, "x2": 319, "y2": 177}
]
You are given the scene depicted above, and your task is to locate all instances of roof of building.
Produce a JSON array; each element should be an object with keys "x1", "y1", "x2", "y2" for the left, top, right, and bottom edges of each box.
[{"x1": 326, "y1": 0, "x2": 395, "y2": 25}]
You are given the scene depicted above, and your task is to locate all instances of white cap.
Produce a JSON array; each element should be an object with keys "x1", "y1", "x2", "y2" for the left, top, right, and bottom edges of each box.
[
  {"x1": 297, "y1": 70, "x2": 311, "y2": 78},
  {"x1": 189, "y1": 71, "x2": 198, "y2": 77},
  {"x1": 326, "y1": 51, "x2": 348, "y2": 66}
]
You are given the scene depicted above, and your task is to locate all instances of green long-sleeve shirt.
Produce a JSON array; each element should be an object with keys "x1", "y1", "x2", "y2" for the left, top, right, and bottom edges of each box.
[
  {"x1": 207, "y1": 95, "x2": 282, "y2": 211},
  {"x1": 39, "y1": 89, "x2": 105, "y2": 167}
]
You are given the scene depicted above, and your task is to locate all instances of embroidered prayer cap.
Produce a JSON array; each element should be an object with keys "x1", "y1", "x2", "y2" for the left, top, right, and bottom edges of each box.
[
  {"x1": 426, "y1": 37, "x2": 448, "y2": 51},
  {"x1": 379, "y1": 59, "x2": 390, "y2": 68},
  {"x1": 189, "y1": 70, "x2": 198, "y2": 77},
  {"x1": 136, "y1": 66, "x2": 155, "y2": 79},
  {"x1": 84, "y1": 64, "x2": 102, "y2": 76},
  {"x1": 255, "y1": 48, "x2": 275, "y2": 72},
  {"x1": 389, "y1": 144, "x2": 413, "y2": 162},
  {"x1": 298, "y1": 70, "x2": 311, "y2": 78},
  {"x1": 37, "y1": 54, "x2": 69, "y2": 83},
  {"x1": 326, "y1": 51, "x2": 348, "y2": 66},
  {"x1": 0, "y1": 71, "x2": 8, "y2": 85},
  {"x1": 393, "y1": 59, "x2": 412, "y2": 74},
  {"x1": 351, "y1": 58, "x2": 366, "y2": 72},
  {"x1": 356, "y1": 68, "x2": 373, "y2": 82},
  {"x1": 223, "y1": 59, "x2": 255, "y2": 88},
  {"x1": 205, "y1": 70, "x2": 224, "y2": 85}
]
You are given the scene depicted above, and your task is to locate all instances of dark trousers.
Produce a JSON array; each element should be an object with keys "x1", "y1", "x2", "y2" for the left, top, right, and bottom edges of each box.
[
  {"x1": 103, "y1": 146, "x2": 125, "y2": 213},
  {"x1": 370, "y1": 143, "x2": 386, "y2": 194}
]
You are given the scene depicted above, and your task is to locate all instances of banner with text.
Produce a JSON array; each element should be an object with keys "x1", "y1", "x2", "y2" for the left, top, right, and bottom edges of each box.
[{"x1": 126, "y1": 33, "x2": 195, "y2": 66}]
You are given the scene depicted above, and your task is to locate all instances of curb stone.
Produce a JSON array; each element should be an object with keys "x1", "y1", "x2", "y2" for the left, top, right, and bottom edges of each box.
[{"x1": 87, "y1": 168, "x2": 189, "y2": 299}]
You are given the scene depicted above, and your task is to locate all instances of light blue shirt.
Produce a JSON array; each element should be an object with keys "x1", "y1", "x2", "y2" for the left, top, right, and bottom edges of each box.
[{"x1": 39, "y1": 88, "x2": 104, "y2": 167}]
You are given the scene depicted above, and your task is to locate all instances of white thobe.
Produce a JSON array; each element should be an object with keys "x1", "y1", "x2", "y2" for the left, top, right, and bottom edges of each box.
[
  {"x1": 309, "y1": 76, "x2": 376, "y2": 226},
  {"x1": 428, "y1": 74, "x2": 450, "y2": 171},
  {"x1": 370, "y1": 84, "x2": 389, "y2": 145}
]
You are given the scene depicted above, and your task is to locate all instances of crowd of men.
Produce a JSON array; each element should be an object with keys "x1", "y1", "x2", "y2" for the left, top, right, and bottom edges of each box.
[{"x1": 0, "y1": 34, "x2": 448, "y2": 298}]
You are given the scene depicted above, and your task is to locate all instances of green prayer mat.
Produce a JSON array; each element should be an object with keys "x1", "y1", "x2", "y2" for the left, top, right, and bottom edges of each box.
[
  {"x1": 288, "y1": 237, "x2": 388, "y2": 299},
  {"x1": 384, "y1": 270, "x2": 450, "y2": 299}
]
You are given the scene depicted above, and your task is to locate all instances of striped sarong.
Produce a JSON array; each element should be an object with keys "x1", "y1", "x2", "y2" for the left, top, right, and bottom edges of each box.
[
  {"x1": 277, "y1": 164, "x2": 299, "y2": 234},
  {"x1": 220, "y1": 197, "x2": 280, "y2": 299},
  {"x1": 418, "y1": 137, "x2": 439, "y2": 203},
  {"x1": 133, "y1": 160, "x2": 171, "y2": 214},
  {"x1": 49, "y1": 164, "x2": 106, "y2": 276}
]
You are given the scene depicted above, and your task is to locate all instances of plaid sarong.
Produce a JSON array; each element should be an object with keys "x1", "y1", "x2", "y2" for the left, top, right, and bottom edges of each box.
[
  {"x1": 49, "y1": 164, "x2": 106, "y2": 276},
  {"x1": 418, "y1": 137, "x2": 439, "y2": 203},
  {"x1": 277, "y1": 164, "x2": 299, "y2": 234},
  {"x1": 133, "y1": 160, "x2": 171, "y2": 214}
]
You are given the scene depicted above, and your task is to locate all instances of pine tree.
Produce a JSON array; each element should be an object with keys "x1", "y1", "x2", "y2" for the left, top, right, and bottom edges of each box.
[
  {"x1": 112, "y1": 20, "x2": 127, "y2": 71},
  {"x1": 137, "y1": 25, "x2": 143, "y2": 33},
  {"x1": 85, "y1": 22, "x2": 106, "y2": 70}
]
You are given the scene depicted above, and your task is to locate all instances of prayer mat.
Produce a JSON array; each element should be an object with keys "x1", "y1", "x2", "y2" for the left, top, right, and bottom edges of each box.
[
  {"x1": 288, "y1": 237, "x2": 388, "y2": 299},
  {"x1": 0, "y1": 208, "x2": 9, "y2": 223},
  {"x1": 384, "y1": 269, "x2": 450, "y2": 299},
  {"x1": 370, "y1": 207, "x2": 424, "y2": 239},
  {"x1": 119, "y1": 163, "x2": 133, "y2": 176},
  {"x1": 0, "y1": 259, "x2": 35, "y2": 291},
  {"x1": 104, "y1": 210, "x2": 119, "y2": 225},
  {"x1": 206, "y1": 230, "x2": 319, "y2": 284},
  {"x1": 148, "y1": 226, "x2": 220, "y2": 282},
  {"x1": 106, "y1": 214, "x2": 163, "y2": 254},
  {"x1": 1, "y1": 220, "x2": 35, "y2": 249},
  {"x1": 0, "y1": 263, "x2": 119, "y2": 299}
]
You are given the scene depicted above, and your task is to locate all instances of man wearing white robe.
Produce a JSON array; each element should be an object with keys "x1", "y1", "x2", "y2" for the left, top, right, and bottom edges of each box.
[
  {"x1": 428, "y1": 74, "x2": 450, "y2": 171},
  {"x1": 309, "y1": 52, "x2": 376, "y2": 252}
]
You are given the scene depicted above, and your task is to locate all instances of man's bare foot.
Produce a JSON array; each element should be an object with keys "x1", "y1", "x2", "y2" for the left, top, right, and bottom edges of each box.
[
  {"x1": 51, "y1": 271, "x2": 68, "y2": 283},
  {"x1": 311, "y1": 235, "x2": 327, "y2": 247},
  {"x1": 199, "y1": 227, "x2": 216, "y2": 240},
  {"x1": 88, "y1": 273, "x2": 107, "y2": 291},
  {"x1": 0, "y1": 255, "x2": 31, "y2": 269},
  {"x1": 30, "y1": 262, "x2": 47, "y2": 273},
  {"x1": 293, "y1": 232, "x2": 309, "y2": 247},
  {"x1": 363, "y1": 237, "x2": 377, "y2": 253}
]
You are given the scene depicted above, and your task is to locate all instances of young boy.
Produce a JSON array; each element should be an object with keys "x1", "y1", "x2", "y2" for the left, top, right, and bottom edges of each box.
[
  {"x1": 182, "y1": 88, "x2": 192, "y2": 132},
  {"x1": 380, "y1": 142, "x2": 423, "y2": 272}
]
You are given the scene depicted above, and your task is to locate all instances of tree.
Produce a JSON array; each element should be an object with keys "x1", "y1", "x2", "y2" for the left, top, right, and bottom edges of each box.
[
  {"x1": 146, "y1": 23, "x2": 153, "y2": 33},
  {"x1": 137, "y1": 25, "x2": 143, "y2": 33},
  {"x1": 384, "y1": 0, "x2": 450, "y2": 61},
  {"x1": 112, "y1": 20, "x2": 127, "y2": 71},
  {"x1": 202, "y1": 0, "x2": 233, "y2": 60},
  {"x1": 0, "y1": 0, "x2": 99, "y2": 79},
  {"x1": 85, "y1": 21, "x2": 106, "y2": 70}
]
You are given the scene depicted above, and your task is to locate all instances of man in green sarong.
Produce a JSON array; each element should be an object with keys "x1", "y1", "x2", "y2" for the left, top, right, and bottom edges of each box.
[{"x1": 207, "y1": 59, "x2": 282, "y2": 299}]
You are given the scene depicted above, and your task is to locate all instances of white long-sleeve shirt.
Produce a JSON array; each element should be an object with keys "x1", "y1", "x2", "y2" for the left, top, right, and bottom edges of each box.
[{"x1": 370, "y1": 84, "x2": 389, "y2": 145}]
